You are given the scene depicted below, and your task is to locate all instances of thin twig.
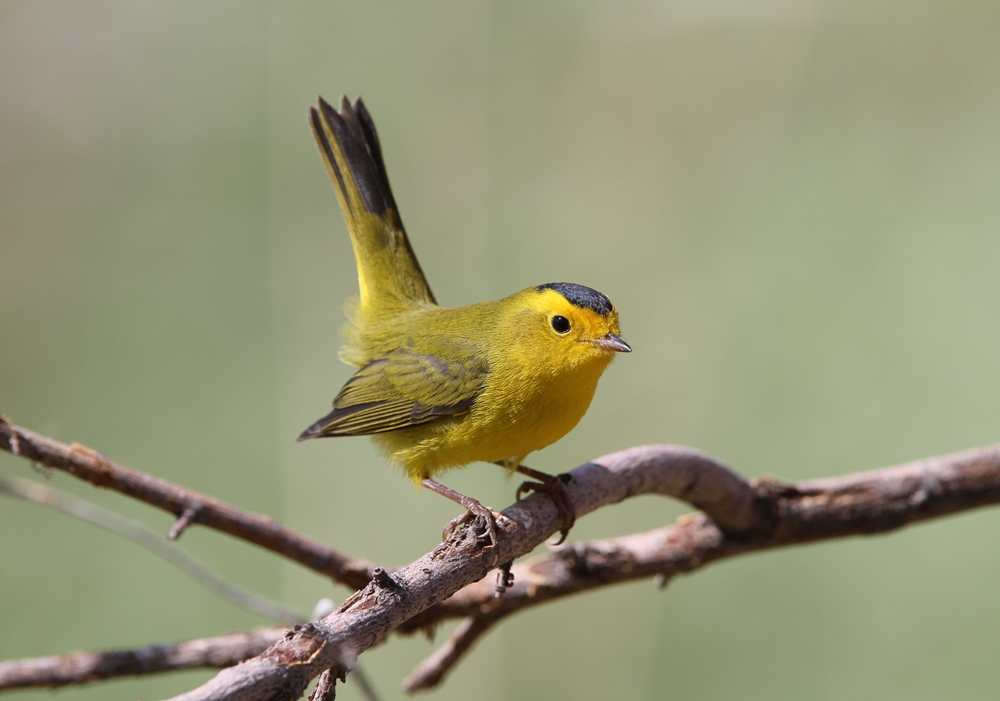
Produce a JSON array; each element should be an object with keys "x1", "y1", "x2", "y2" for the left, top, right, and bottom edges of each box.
[
  {"x1": 166, "y1": 442, "x2": 1000, "y2": 700},
  {"x1": 0, "y1": 629, "x2": 287, "y2": 690},
  {"x1": 0, "y1": 475, "x2": 305, "y2": 625},
  {"x1": 169, "y1": 505, "x2": 201, "y2": 540},
  {"x1": 401, "y1": 615, "x2": 500, "y2": 691},
  {"x1": 0, "y1": 418, "x2": 376, "y2": 589},
  {"x1": 308, "y1": 669, "x2": 338, "y2": 701}
]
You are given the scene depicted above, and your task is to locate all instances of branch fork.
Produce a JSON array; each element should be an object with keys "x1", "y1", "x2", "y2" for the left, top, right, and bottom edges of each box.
[{"x1": 4, "y1": 416, "x2": 1000, "y2": 698}]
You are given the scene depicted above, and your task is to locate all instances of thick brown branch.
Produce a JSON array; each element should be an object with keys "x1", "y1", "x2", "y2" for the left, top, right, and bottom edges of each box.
[
  {"x1": 168, "y1": 442, "x2": 1000, "y2": 701},
  {"x1": 5, "y1": 423, "x2": 999, "y2": 697},
  {"x1": 400, "y1": 443, "x2": 1000, "y2": 688},
  {"x1": 0, "y1": 418, "x2": 375, "y2": 589},
  {"x1": 0, "y1": 629, "x2": 286, "y2": 690}
]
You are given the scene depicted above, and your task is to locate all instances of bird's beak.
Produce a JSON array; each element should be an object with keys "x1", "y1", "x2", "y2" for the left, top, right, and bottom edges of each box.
[{"x1": 588, "y1": 332, "x2": 632, "y2": 353}]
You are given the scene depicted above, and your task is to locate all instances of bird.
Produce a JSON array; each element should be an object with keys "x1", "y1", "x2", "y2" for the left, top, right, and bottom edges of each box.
[{"x1": 298, "y1": 96, "x2": 630, "y2": 547}]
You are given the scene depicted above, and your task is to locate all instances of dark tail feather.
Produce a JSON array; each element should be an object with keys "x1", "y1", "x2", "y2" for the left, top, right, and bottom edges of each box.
[{"x1": 309, "y1": 95, "x2": 436, "y2": 308}]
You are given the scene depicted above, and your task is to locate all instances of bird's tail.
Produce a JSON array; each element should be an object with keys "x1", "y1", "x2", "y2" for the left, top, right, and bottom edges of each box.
[{"x1": 310, "y1": 96, "x2": 436, "y2": 322}]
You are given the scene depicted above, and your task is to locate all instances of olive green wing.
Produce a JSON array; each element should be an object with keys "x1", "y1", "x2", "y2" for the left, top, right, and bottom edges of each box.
[{"x1": 297, "y1": 341, "x2": 488, "y2": 439}]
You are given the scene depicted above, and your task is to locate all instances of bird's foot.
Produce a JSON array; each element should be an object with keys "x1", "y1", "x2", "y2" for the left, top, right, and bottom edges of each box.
[
  {"x1": 515, "y1": 468, "x2": 576, "y2": 545},
  {"x1": 422, "y1": 478, "x2": 499, "y2": 549},
  {"x1": 442, "y1": 500, "x2": 500, "y2": 548}
]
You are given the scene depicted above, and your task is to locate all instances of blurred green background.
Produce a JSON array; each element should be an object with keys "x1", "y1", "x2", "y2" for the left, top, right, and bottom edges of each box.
[{"x1": 2, "y1": 1, "x2": 1000, "y2": 699}]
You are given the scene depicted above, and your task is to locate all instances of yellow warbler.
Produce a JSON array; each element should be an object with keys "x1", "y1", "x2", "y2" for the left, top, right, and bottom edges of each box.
[{"x1": 299, "y1": 96, "x2": 630, "y2": 546}]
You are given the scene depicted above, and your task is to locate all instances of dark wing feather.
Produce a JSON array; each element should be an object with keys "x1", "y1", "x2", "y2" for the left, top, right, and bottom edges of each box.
[{"x1": 298, "y1": 343, "x2": 487, "y2": 439}]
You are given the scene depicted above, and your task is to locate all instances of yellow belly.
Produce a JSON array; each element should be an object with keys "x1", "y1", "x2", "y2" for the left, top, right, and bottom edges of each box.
[{"x1": 374, "y1": 356, "x2": 608, "y2": 482}]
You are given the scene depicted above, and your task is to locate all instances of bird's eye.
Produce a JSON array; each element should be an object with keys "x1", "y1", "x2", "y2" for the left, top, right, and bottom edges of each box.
[{"x1": 551, "y1": 315, "x2": 570, "y2": 333}]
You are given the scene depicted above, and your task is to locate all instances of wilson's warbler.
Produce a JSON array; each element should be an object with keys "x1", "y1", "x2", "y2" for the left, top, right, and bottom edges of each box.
[{"x1": 299, "y1": 96, "x2": 630, "y2": 546}]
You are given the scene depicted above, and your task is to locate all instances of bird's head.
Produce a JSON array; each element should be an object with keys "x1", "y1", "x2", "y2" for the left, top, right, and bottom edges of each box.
[{"x1": 512, "y1": 282, "x2": 631, "y2": 370}]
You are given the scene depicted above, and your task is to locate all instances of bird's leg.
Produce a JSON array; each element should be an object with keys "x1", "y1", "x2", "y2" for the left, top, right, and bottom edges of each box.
[
  {"x1": 422, "y1": 478, "x2": 499, "y2": 549},
  {"x1": 500, "y1": 462, "x2": 576, "y2": 545}
]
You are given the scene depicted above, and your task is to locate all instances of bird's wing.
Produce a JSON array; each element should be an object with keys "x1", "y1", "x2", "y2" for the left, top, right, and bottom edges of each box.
[
  {"x1": 310, "y1": 96, "x2": 436, "y2": 312},
  {"x1": 298, "y1": 341, "x2": 488, "y2": 439}
]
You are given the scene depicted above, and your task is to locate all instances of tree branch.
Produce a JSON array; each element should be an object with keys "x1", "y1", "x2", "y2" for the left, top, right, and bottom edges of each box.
[
  {"x1": 399, "y1": 443, "x2": 1000, "y2": 687},
  {"x1": 0, "y1": 418, "x2": 375, "y2": 589},
  {"x1": 164, "y1": 442, "x2": 1000, "y2": 700},
  {"x1": 5, "y1": 418, "x2": 1000, "y2": 696},
  {"x1": 401, "y1": 615, "x2": 500, "y2": 691},
  {"x1": 0, "y1": 629, "x2": 286, "y2": 690}
]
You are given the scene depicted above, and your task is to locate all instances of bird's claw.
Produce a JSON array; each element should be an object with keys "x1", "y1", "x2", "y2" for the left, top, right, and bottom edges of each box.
[
  {"x1": 516, "y1": 472, "x2": 576, "y2": 544},
  {"x1": 443, "y1": 499, "x2": 500, "y2": 549}
]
